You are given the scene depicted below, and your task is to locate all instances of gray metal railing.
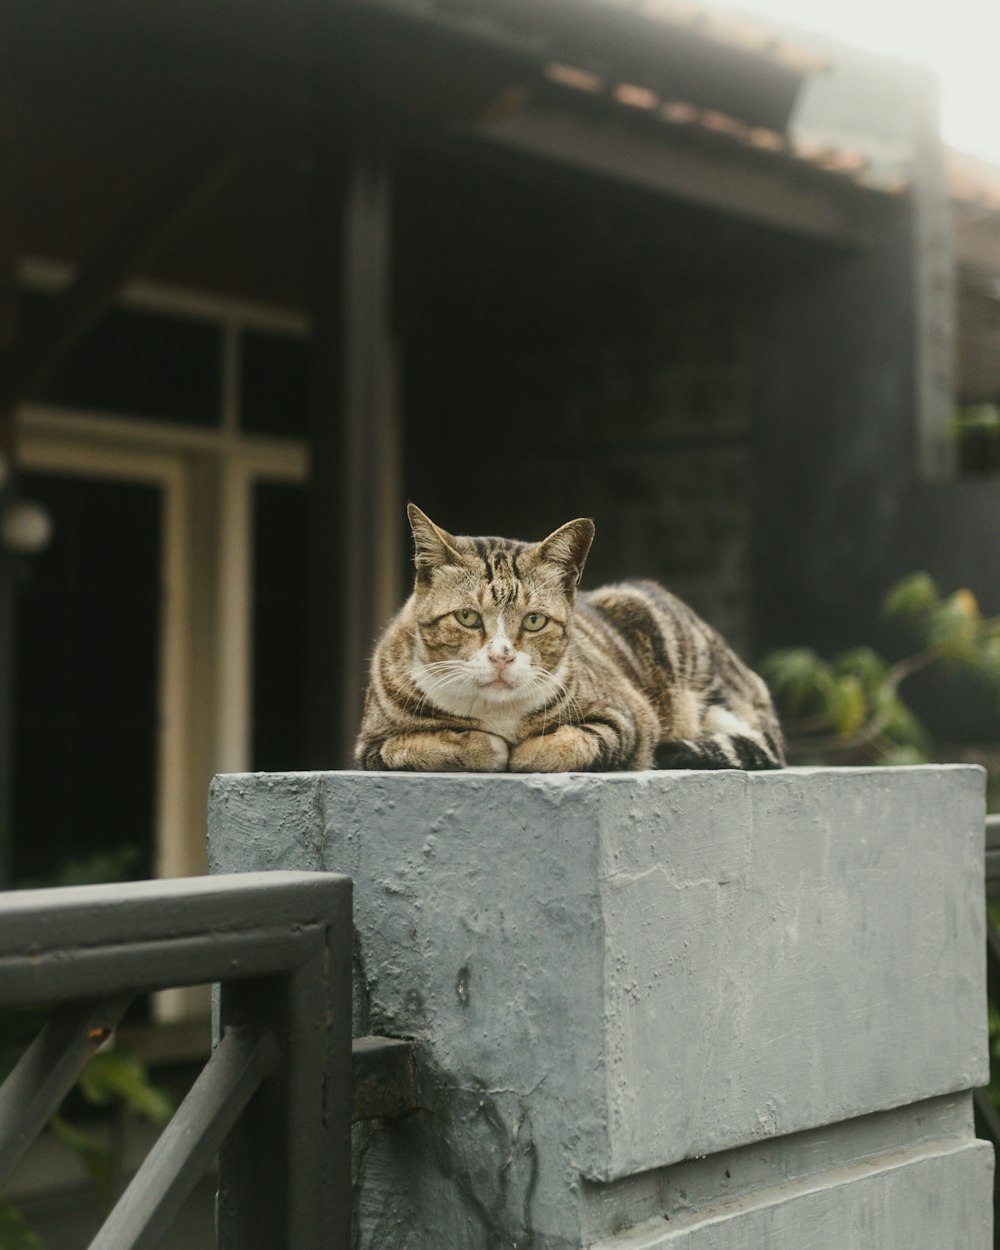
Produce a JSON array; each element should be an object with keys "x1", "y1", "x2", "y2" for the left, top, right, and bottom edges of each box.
[
  {"x1": 976, "y1": 815, "x2": 1000, "y2": 1250},
  {"x1": 0, "y1": 871, "x2": 353, "y2": 1250},
  {"x1": 985, "y1": 814, "x2": 1000, "y2": 888}
]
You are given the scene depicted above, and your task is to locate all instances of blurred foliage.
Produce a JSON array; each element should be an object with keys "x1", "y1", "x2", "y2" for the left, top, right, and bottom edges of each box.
[
  {"x1": 952, "y1": 402, "x2": 1000, "y2": 437},
  {"x1": 0, "y1": 967, "x2": 173, "y2": 1241},
  {"x1": 763, "y1": 572, "x2": 1000, "y2": 778},
  {"x1": 952, "y1": 404, "x2": 1000, "y2": 474},
  {"x1": 769, "y1": 576, "x2": 1000, "y2": 1115},
  {"x1": 14, "y1": 843, "x2": 143, "y2": 892},
  {"x1": 0, "y1": 1201, "x2": 45, "y2": 1250},
  {"x1": 76, "y1": 1047, "x2": 173, "y2": 1125},
  {"x1": 0, "y1": 1035, "x2": 174, "y2": 1237},
  {"x1": 51, "y1": 1045, "x2": 174, "y2": 1213}
]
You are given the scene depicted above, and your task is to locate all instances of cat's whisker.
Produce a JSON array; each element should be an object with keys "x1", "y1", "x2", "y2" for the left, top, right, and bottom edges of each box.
[{"x1": 519, "y1": 667, "x2": 581, "y2": 735}]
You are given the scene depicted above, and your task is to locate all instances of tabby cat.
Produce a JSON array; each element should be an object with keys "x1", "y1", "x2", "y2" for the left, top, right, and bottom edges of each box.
[{"x1": 355, "y1": 505, "x2": 784, "y2": 772}]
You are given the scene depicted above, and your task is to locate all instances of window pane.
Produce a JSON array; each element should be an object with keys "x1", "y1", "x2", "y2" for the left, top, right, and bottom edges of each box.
[
  {"x1": 13, "y1": 473, "x2": 160, "y2": 883},
  {"x1": 20, "y1": 291, "x2": 222, "y2": 426},
  {"x1": 240, "y1": 330, "x2": 309, "y2": 437}
]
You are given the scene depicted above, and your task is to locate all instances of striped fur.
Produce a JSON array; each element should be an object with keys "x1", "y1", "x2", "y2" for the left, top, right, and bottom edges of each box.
[{"x1": 355, "y1": 506, "x2": 784, "y2": 772}]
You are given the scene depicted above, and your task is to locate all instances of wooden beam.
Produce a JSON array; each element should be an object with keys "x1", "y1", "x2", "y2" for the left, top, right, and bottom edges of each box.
[
  {"x1": 466, "y1": 103, "x2": 886, "y2": 248},
  {"x1": 305, "y1": 7, "x2": 397, "y2": 769},
  {"x1": 0, "y1": 16, "x2": 21, "y2": 890},
  {"x1": 0, "y1": 139, "x2": 245, "y2": 410},
  {"x1": 0, "y1": 17, "x2": 18, "y2": 452},
  {"x1": 364, "y1": 0, "x2": 809, "y2": 132}
]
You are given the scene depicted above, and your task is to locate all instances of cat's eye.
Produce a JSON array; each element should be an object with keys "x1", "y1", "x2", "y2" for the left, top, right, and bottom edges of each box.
[
  {"x1": 522, "y1": 612, "x2": 548, "y2": 632},
  {"x1": 454, "y1": 608, "x2": 481, "y2": 628}
]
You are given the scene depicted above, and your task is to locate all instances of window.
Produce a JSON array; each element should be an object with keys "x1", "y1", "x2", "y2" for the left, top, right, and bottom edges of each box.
[{"x1": 16, "y1": 265, "x2": 309, "y2": 915}]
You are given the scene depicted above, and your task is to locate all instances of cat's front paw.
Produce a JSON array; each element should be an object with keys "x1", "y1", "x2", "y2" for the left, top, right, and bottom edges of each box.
[
  {"x1": 472, "y1": 731, "x2": 511, "y2": 772},
  {"x1": 509, "y1": 725, "x2": 599, "y2": 773},
  {"x1": 376, "y1": 729, "x2": 509, "y2": 771}
]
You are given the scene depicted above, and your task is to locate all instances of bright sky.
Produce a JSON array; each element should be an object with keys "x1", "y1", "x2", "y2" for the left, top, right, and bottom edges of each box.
[{"x1": 725, "y1": 0, "x2": 1000, "y2": 166}]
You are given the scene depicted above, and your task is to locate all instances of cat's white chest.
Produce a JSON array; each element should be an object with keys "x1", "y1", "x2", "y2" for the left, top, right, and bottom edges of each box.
[
  {"x1": 410, "y1": 658, "x2": 534, "y2": 742},
  {"x1": 472, "y1": 705, "x2": 528, "y2": 743}
]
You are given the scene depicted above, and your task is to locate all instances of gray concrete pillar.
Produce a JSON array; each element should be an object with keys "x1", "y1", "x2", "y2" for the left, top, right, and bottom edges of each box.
[{"x1": 208, "y1": 766, "x2": 993, "y2": 1248}]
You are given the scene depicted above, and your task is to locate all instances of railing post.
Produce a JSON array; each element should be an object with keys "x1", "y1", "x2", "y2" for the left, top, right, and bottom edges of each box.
[
  {"x1": 217, "y1": 882, "x2": 353, "y2": 1249},
  {"x1": 0, "y1": 871, "x2": 353, "y2": 1250}
]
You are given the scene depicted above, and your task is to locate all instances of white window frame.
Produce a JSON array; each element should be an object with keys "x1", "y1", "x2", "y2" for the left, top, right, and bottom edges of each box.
[
  {"x1": 14, "y1": 261, "x2": 310, "y2": 892},
  {"x1": 16, "y1": 432, "x2": 197, "y2": 880}
]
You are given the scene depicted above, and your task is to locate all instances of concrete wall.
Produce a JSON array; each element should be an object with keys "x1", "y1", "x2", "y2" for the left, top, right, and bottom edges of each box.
[{"x1": 208, "y1": 766, "x2": 992, "y2": 1249}]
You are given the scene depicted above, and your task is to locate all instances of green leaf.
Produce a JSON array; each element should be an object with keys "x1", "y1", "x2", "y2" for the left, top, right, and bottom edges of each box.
[
  {"x1": 761, "y1": 648, "x2": 835, "y2": 715},
  {"x1": 927, "y1": 591, "x2": 982, "y2": 663},
  {"x1": 872, "y1": 688, "x2": 932, "y2": 752},
  {"x1": 975, "y1": 637, "x2": 1000, "y2": 689},
  {"x1": 827, "y1": 675, "x2": 867, "y2": 737},
  {"x1": 883, "y1": 572, "x2": 940, "y2": 622},
  {"x1": 833, "y1": 647, "x2": 889, "y2": 690},
  {"x1": 875, "y1": 743, "x2": 929, "y2": 766},
  {"x1": 0, "y1": 1201, "x2": 45, "y2": 1250},
  {"x1": 77, "y1": 1048, "x2": 173, "y2": 1124}
]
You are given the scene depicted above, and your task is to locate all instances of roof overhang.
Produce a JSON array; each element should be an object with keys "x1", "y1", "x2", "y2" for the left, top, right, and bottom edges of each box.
[
  {"x1": 346, "y1": 0, "x2": 901, "y2": 247},
  {"x1": 949, "y1": 149, "x2": 1000, "y2": 279},
  {"x1": 359, "y1": 0, "x2": 822, "y2": 134}
]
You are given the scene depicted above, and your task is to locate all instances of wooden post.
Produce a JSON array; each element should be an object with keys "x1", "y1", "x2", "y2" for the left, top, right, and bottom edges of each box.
[
  {"x1": 0, "y1": 26, "x2": 21, "y2": 889},
  {"x1": 305, "y1": 6, "x2": 396, "y2": 769}
]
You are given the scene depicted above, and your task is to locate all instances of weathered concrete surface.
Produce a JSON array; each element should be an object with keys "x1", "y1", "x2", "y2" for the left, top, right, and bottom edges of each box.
[
  {"x1": 582, "y1": 1093, "x2": 991, "y2": 1247},
  {"x1": 208, "y1": 766, "x2": 990, "y2": 1248},
  {"x1": 591, "y1": 1135, "x2": 992, "y2": 1249}
]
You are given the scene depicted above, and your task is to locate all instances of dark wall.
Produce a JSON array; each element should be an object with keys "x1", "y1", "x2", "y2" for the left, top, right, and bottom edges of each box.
[
  {"x1": 751, "y1": 197, "x2": 919, "y2": 653},
  {"x1": 397, "y1": 142, "x2": 834, "y2": 658},
  {"x1": 889, "y1": 479, "x2": 1000, "y2": 739},
  {"x1": 752, "y1": 192, "x2": 1000, "y2": 742}
]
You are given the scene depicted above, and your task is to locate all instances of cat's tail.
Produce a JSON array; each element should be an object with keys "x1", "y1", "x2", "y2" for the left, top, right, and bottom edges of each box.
[{"x1": 655, "y1": 732, "x2": 783, "y2": 771}]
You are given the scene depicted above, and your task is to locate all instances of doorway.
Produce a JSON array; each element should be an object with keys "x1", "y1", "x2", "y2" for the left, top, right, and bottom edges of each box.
[
  {"x1": 13, "y1": 470, "x2": 162, "y2": 883},
  {"x1": 13, "y1": 437, "x2": 195, "y2": 888}
]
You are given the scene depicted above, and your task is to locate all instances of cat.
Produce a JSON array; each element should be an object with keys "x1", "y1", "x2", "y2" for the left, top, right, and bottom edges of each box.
[{"x1": 355, "y1": 505, "x2": 784, "y2": 772}]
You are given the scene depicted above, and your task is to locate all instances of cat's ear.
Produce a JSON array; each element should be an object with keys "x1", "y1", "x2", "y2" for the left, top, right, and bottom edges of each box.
[
  {"x1": 407, "y1": 503, "x2": 461, "y2": 573},
  {"x1": 536, "y1": 518, "x2": 595, "y2": 588}
]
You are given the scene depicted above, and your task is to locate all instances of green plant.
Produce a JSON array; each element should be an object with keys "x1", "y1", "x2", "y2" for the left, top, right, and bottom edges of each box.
[
  {"x1": 51, "y1": 1044, "x2": 175, "y2": 1212},
  {"x1": 0, "y1": 1035, "x2": 172, "y2": 1240},
  {"x1": 14, "y1": 843, "x2": 144, "y2": 892},
  {"x1": 0, "y1": 1201, "x2": 45, "y2": 1250},
  {"x1": 762, "y1": 572, "x2": 1000, "y2": 768},
  {"x1": 952, "y1": 402, "x2": 1000, "y2": 437},
  {"x1": 767, "y1": 579, "x2": 1000, "y2": 1118},
  {"x1": 0, "y1": 1025, "x2": 174, "y2": 1240},
  {"x1": 952, "y1": 403, "x2": 1000, "y2": 473}
]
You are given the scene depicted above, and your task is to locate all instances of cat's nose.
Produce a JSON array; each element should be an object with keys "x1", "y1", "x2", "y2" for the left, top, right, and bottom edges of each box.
[{"x1": 489, "y1": 647, "x2": 514, "y2": 667}]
